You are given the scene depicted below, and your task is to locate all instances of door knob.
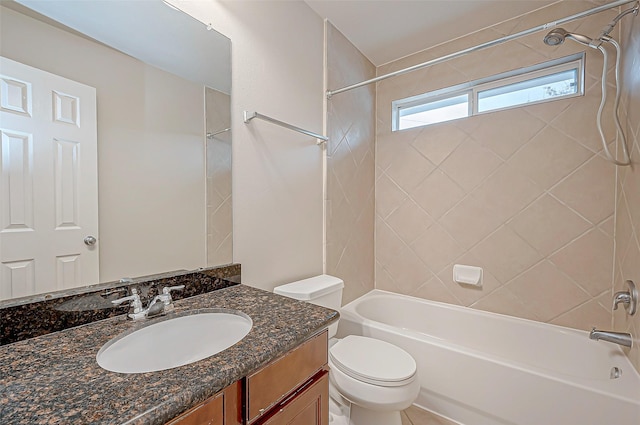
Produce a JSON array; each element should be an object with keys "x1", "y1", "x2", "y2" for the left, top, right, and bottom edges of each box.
[{"x1": 84, "y1": 235, "x2": 97, "y2": 246}]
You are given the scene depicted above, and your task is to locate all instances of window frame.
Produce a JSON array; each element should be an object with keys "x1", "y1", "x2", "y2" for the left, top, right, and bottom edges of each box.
[{"x1": 391, "y1": 53, "x2": 585, "y2": 132}]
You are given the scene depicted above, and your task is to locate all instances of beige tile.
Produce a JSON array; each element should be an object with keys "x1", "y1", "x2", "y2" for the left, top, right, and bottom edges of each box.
[
  {"x1": 376, "y1": 218, "x2": 408, "y2": 268},
  {"x1": 470, "y1": 108, "x2": 546, "y2": 160},
  {"x1": 469, "y1": 226, "x2": 543, "y2": 283},
  {"x1": 369, "y1": 0, "x2": 638, "y2": 345},
  {"x1": 386, "y1": 146, "x2": 436, "y2": 192},
  {"x1": 411, "y1": 275, "x2": 460, "y2": 306},
  {"x1": 411, "y1": 224, "x2": 464, "y2": 274},
  {"x1": 411, "y1": 124, "x2": 467, "y2": 165},
  {"x1": 508, "y1": 194, "x2": 592, "y2": 257},
  {"x1": 347, "y1": 152, "x2": 375, "y2": 210},
  {"x1": 401, "y1": 410, "x2": 413, "y2": 425},
  {"x1": 387, "y1": 198, "x2": 435, "y2": 245},
  {"x1": 473, "y1": 163, "x2": 543, "y2": 223},
  {"x1": 523, "y1": 97, "x2": 572, "y2": 124},
  {"x1": 375, "y1": 261, "x2": 397, "y2": 293},
  {"x1": 412, "y1": 170, "x2": 466, "y2": 219},
  {"x1": 471, "y1": 286, "x2": 540, "y2": 322},
  {"x1": 376, "y1": 174, "x2": 407, "y2": 219},
  {"x1": 403, "y1": 405, "x2": 459, "y2": 425},
  {"x1": 551, "y1": 155, "x2": 615, "y2": 225},
  {"x1": 620, "y1": 236, "x2": 640, "y2": 296},
  {"x1": 551, "y1": 298, "x2": 613, "y2": 331},
  {"x1": 439, "y1": 195, "x2": 504, "y2": 249},
  {"x1": 615, "y1": 193, "x2": 634, "y2": 262},
  {"x1": 439, "y1": 138, "x2": 503, "y2": 192},
  {"x1": 384, "y1": 244, "x2": 433, "y2": 295},
  {"x1": 551, "y1": 92, "x2": 614, "y2": 154},
  {"x1": 506, "y1": 261, "x2": 591, "y2": 322},
  {"x1": 550, "y1": 228, "x2": 614, "y2": 296},
  {"x1": 621, "y1": 158, "x2": 640, "y2": 230},
  {"x1": 330, "y1": 133, "x2": 359, "y2": 188},
  {"x1": 598, "y1": 214, "x2": 615, "y2": 238},
  {"x1": 509, "y1": 126, "x2": 594, "y2": 188}
]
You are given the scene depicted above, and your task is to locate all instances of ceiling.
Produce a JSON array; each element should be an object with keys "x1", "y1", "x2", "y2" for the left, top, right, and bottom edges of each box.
[
  {"x1": 304, "y1": 0, "x2": 558, "y2": 65},
  {"x1": 12, "y1": 0, "x2": 231, "y2": 93}
]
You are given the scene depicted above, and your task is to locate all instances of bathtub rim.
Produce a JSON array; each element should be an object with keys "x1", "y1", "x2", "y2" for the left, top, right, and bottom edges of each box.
[{"x1": 338, "y1": 289, "x2": 640, "y2": 404}]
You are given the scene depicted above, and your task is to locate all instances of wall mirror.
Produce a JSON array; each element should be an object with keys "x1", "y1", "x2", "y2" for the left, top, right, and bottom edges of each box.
[{"x1": 0, "y1": 0, "x2": 232, "y2": 302}]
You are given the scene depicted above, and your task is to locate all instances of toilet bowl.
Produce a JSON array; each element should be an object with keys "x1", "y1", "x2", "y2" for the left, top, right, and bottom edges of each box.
[{"x1": 274, "y1": 275, "x2": 419, "y2": 425}]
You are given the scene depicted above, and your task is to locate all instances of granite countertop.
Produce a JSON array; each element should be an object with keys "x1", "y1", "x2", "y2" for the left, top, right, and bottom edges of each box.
[{"x1": 0, "y1": 284, "x2": 339, "y2": 425}]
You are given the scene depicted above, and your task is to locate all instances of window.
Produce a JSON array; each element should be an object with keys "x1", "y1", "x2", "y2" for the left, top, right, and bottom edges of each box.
[{"x1": 392, "y1": 53, "x2": 584, "y2": 131}]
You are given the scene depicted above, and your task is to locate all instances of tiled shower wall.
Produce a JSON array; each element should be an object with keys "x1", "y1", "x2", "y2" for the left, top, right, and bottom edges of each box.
[
  {"x1": 614, "y1": 10, "x2": 640, "y2": 372},
  {"x1": 206, "y1": 88, "x2": 233, "y2": 266},
  {"x1": 375, "y1": 1, "x2": 620, "y2": 330},
  {"x1": 326, "y1": 23, "x2": 376, "y2": 304}
]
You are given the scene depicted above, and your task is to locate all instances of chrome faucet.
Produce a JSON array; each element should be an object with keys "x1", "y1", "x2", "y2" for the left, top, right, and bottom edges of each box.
[
  {"x1": 111, "y1": 288, "x2": 144, "y2": 316},
  {"x1": 613, "y1": 280, "x2": 637, "y2": 316},
  {"x1": 589, "y1": 328, "x2": 632, "y2": 348},
  {"x1": 111, "y1": 285, "x2": 185, "y2": 320}
]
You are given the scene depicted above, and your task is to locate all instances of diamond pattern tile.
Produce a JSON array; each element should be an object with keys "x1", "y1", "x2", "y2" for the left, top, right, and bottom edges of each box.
[
  {"x1": 324, "y1": 4, "x2": 634, "y2": 351},
  {"x1": 372, "y1": 3, "x2": 619, "y2": 335},
  {"x1": 326, "y1": 23, "x2": 376, "y2": 305},
  {"x1": 439, "y1": 138, "x2": 503, "y2": 192},
  {"x1": 509, "y1": 126, "x2": 594, "y2": 188},
  {"x1": 551, "y1": 155, "x2": 616, "y2": 225},
  {"x1": 508, "y1": 194, "x2": 592, "y2": 257},
  {"x1": 386, "y1": 145, "x2": 436, "y2": 192}
]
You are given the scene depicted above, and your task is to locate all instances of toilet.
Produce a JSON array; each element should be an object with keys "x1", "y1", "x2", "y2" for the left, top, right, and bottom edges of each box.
[{"x1": 274, "y1": 275, "x2": 419, "y2": 425}]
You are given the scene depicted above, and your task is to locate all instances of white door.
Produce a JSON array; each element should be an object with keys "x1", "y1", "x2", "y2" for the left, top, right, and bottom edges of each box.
[{"x1": 0, "y1": 57, "x2": 98, "y2": 300}]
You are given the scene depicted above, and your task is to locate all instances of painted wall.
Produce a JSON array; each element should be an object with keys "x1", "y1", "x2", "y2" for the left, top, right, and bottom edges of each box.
[
  {"x1": 173, "y1": 1, "x2": 325, "y2": 290},
  {"x1": 374, "y1": 1, "x2": 619, "y2": 330},
  {"x1": 614, "y1": 8, "x2": 640, "y2": 373},
  {"x1": 0, "y1": 6, "x2": 207, "y2": 284},
  {"x1": 326, "y1": 22, "x2": 376, "y2": 305}
]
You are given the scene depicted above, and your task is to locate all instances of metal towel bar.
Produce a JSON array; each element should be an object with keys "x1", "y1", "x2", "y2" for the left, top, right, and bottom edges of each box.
[{"x1": 243, "y1": 111, "x2": 328, "y2": 145}]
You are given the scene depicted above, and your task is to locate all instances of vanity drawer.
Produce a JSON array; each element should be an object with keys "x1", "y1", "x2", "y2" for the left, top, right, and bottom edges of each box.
[
  {"x1": 256, "y1": 370, "x2": 329, "y2": 425},
  {"x1": 166, "y1": 380, "x2": 242, "y2": 425},
  {"x1": 246, "y1": 330, "x2": 328, "y2": 423}
]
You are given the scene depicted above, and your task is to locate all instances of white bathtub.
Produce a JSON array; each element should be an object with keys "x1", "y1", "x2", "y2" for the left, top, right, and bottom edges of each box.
[{"x1": 337, "y1": 290, "x2": 640, "y2": 425}]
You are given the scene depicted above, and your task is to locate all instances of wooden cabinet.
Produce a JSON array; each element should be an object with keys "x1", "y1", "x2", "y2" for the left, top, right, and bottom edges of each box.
[
  {"x1": 166, "y1": 380, "x2": 242, "y2": 425},
  {"x1": 246, "y1": 330, "x2": 328, "y2": 424},
  {"x1": 166, "y1": 330, "x2": 329, "y2": 425},
  {"x1": 255, "y1": 371, "x2": 329, "y2": 425}
]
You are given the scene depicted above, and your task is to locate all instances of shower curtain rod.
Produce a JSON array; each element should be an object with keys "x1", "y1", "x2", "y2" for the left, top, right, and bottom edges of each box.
[
  {"x1": 243, "y1": 111, "x2": 328, "y2": 145},
  {"x1": 326, "y1": 0, "x2": 638, "y2": 98}
]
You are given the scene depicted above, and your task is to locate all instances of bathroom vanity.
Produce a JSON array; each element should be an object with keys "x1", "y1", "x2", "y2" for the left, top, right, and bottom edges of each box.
[
  {"x1": 0, "y1": 283, "x2": 337, "y2": 425},
  {"x1": 162, "y1": 333, "x2": 329, "y2": 425},
  {"x1": 168, "y1": 331, "x2": 328, "y2": 425}
]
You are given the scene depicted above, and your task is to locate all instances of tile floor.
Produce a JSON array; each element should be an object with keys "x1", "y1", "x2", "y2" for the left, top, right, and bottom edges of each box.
[{"x1": 401, "y1": 406, "x2": 459, "y2": 425}]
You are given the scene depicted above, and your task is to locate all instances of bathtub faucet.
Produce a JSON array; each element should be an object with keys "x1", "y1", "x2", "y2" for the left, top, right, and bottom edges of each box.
[{"x1": 589, "y1": 328, "x2": 632, "y2": 348}]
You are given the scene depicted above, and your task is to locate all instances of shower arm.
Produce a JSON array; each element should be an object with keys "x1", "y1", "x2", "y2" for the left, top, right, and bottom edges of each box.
[{"x1": 597, "y1": 2, "x2": 639, "y2": 40}]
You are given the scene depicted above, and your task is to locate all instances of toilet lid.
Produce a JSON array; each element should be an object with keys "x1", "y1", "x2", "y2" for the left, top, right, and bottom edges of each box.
[{"x1": 329, "y1": 335, "x2": 416, "y2": 387}]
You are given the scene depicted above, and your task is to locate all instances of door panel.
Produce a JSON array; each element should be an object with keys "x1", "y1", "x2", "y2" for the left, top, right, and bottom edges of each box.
[{"x1": 0, "y1": 56, "x2": 98, "y2": 300}]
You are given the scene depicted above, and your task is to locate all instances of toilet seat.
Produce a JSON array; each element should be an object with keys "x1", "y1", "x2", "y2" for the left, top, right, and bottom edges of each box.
[{"x1": 329, "y1": 335, "x2": 416, "y2": 387}]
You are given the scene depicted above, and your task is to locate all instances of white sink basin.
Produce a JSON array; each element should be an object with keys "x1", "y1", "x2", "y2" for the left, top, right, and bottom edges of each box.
[{"x1": 96, "y1": 309, "x2": 252, "y2": 373}]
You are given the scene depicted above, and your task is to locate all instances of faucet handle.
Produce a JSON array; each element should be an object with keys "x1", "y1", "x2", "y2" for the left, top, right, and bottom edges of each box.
[
  {"x1": 162, "y1": 285, "x2": 185, "y2": 295},
  {"x1": 160, "y1": 285, "x2": 185, "y2": 305},
  {"x1": 613, "y1": 280, "x2": 637, "y2": 316},
  {"x1": 111, "y1": 288, "x2": 143, "y2": 313}
]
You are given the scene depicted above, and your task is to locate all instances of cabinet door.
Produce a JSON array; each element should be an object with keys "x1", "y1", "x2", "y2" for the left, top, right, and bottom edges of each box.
[
  {"x1": 257, "y1": 371, "x2": 329, "y2": 425},
  {"x1": 166, "y1": 380, "x2": 242, "y2": 425},
  {"x1": 247, "y1": 330, "x2": 328, "y2": 423}
]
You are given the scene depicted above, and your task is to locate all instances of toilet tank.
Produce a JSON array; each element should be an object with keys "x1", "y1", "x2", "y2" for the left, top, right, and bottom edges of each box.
[{"x1": 274, "y1": 275, "x2": 344, "y2": 338}]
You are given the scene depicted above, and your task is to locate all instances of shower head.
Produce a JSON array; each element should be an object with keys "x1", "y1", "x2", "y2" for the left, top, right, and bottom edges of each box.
[{"x1": 543, "y1": 28, "x2": 594, "y2": 47}]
